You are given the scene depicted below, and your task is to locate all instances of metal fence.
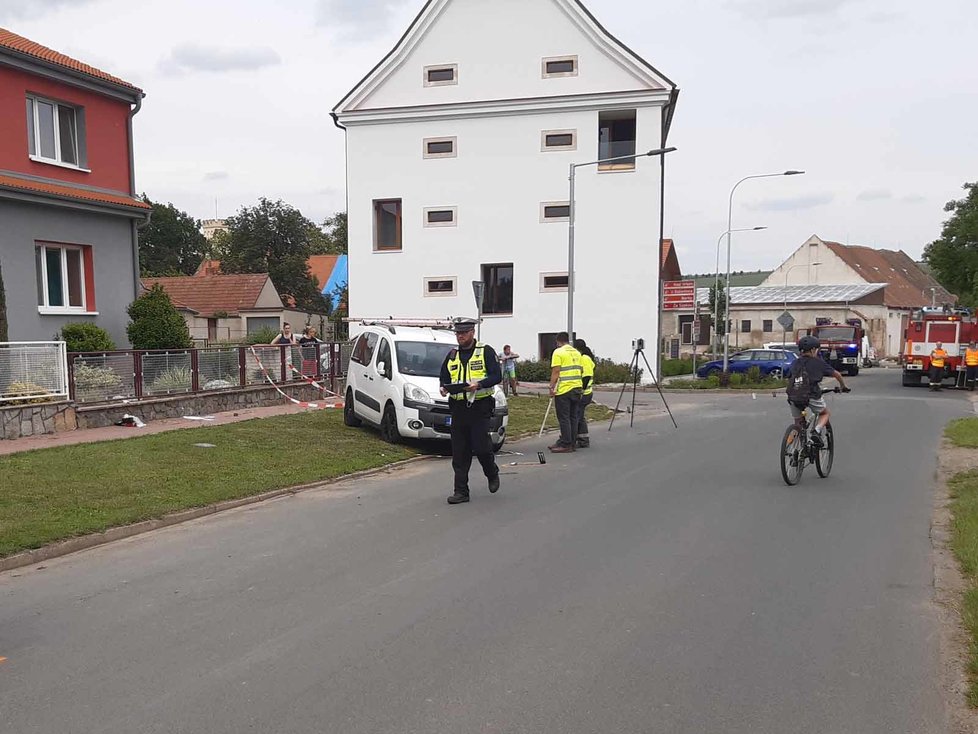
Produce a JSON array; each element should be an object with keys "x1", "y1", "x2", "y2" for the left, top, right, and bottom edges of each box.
[
  {"x1": 0, "y1": 341, "x2": 69, "y2": 403},
  {"x1": 69, "y1": 343, "x2": 353, "y2": 405}
]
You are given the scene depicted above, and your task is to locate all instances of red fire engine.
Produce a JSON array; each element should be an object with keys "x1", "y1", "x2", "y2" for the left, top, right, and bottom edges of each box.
[{"x1": 902, "y1": 307, "x2": 976, "y2": 387}]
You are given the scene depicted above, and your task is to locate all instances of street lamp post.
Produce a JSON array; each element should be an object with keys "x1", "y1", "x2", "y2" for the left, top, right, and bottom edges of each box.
[
  {"x1": 780, "y1": 260, "x2": 821, "y2": 347},
  {"x1": 713, "y1": 226, "x2": 766, "y2": 356},
  {"x1": 567, "y1": 146, "x2": 677, "y2": 344},
  {"x1": 723, "y1": 170, "x2": 805, "y2": 375}
]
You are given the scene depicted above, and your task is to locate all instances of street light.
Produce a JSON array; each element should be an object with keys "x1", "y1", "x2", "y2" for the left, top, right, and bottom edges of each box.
[
  {"x1": 781, "y1": 260, "x2": 821, "y2": 347},
  {"x1": 723, "y1": 170, "x2": 805, "y2": 374},
  {"x1": 713, "y1": 226, "x2": 766, "y2": 355},
  {"x1": 567, "y1": 146, "x2": 678, "y2": 343}
]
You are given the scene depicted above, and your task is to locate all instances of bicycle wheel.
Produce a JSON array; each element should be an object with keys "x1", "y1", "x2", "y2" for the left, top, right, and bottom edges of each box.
[
  {"x1": 815, "y1": 423, "x2": 835, "y2": 478},
  {"x1": 780, "y1": 424, "x2": 805, "y2": 486}
]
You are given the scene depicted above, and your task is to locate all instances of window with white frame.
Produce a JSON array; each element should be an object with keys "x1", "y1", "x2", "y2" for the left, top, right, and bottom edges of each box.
[
  {"x1": 424, "y1": 277, "x2": 457, "y2": 297},
  {"x1": 424, "y1": 207, "x2": 457, "y2": 227},
  {"x1": 540, "y1": 272, "x2": 569, "y2": 292},
  {"x1": 423, "y1": 137, "x2": 457, "y2": 159},
  {"x1": 424, "y1": 64, "x2": 457, "y2": 87},
  {"x1": 542, "y1": 56, "x2": 578, "y2": 78},
  {"x1": 35, "y1": 243, "x2": 89, "y2": 311},
  {"x1": 540, "y1": 201, "x2": 571, "y2": 222},
  {"x1": 26, "y1": 95, "x2": 83, "y2": 168},
  {"x1": 541, "y1": 129, "x2": 577, "y2": 152}
]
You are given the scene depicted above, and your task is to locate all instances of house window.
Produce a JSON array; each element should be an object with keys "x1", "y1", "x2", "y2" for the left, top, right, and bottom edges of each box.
[
  {"x1": 542, "y1": 56, "x2": 578, "y2": 78},
  {"x1": 540, "y1": 272, "x2": 569, "y2": 292},
  {"x1": 424, "y1": 207, "x2": 457, "y2": 227},
  {"x1": 741, "y1": 320, "x2": 751, "y2": 333},
  {"x1": 424, "y1": 277, "x2": 457, "y2": 297},
  {"x1": 424, "y1": 137, "x2": 457, "y2": 159},
  {"x1": 598, "y1": 109, "x2": 637, "y2": 171},
  {"x1": 35, "y1": 243, "x2": 92, "y2": 312},
  {"x1": 247, "y1": 316, "x2": 280, "y2": 334},
  {"x1": 541, "y1": 202, "x2": 571, "y2": 222},
  {"x1": 27, "y1": 95, "x2": 83, "y2": 168},
  {"x1": 541, "y1": 129, "x2": 577, "y2": 152},
  {"x1": 481, "y1": 263, "x2": 514, "y2": 316},
  {"x1": 373, "y1": 199, "x2": 402, "y2": 251},
  {"x1": 424, "y1": 64, "x2": 457, "y2": 87},
  {"x1": 763, "y1": 319, "x2": 773, "y2": 333}
]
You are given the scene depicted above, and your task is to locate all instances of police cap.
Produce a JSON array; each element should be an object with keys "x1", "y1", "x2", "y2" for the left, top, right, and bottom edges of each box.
[{"x1": 452, "y1": 318, "x2": 477, "y2": 334}]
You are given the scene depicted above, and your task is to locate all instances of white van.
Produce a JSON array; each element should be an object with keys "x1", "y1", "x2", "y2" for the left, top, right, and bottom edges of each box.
[{"x1": 343, "y1": 323, "x2": 509, "y2": 450}]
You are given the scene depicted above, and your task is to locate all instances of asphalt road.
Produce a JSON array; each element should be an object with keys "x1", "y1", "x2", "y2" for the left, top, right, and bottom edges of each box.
[{"x1": 0, "y1": 368, "x2": 970, "y2": 733}]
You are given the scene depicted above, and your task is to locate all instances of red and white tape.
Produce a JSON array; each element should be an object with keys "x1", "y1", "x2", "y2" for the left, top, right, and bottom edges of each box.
[{"x1": 249, "y1": 348, "x2": 343, "y2": 409}]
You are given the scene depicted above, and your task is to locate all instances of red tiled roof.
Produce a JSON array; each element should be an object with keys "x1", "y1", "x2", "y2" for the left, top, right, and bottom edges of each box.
[
  {"x1": 195, "y1": 259, "x2": 223, "y2": 276},
  {"x1": 0, "y1": 28, "x2": 141, "y2": 93},
  {"x1": 308, "y1": 255, "x2": 339, "y2": 290},
  {"x1": 660, "y1": 239, "x2": 682, "y2": 281},
  {"x1": 0, "y1": 173, "x2": 149, "y2": 211},
  {"x1": 822, "y1": 241, "x2": 954, "y2": 308},
  {"x1": 142, "y1": 274, "x2": 271, "y2": 317}
]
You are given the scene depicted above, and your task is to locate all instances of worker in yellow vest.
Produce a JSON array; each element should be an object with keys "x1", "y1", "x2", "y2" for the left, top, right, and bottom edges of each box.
[
  {"x1": 965, "y1": 340, "x2": 978, "y2": 391},
  {"x1": 439, "y1": 318, "x2": 502, "y2": 505},
  {"x1": 929, "y1": 341, "x2": 948, "y2": 391},
  {"x1": 548, "y1": 332, "x2": 584, "y2": 453},
  {"x1": 575, "y1": 338, "x2": 596, "y2": 448}
]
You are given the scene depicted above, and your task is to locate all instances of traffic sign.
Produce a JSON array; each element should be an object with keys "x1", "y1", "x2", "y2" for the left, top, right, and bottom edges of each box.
[
  {"x1": 662, "y1": 280, "x2": 697, "y2": 311},
  {"x1": 777, "y1": 311, "x2": 795, "y2": 330}
]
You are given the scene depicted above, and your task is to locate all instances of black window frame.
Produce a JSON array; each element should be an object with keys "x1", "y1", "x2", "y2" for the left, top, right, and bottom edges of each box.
[{"x1": 481, "y1": 263, "x2": 514, "y2": 316}]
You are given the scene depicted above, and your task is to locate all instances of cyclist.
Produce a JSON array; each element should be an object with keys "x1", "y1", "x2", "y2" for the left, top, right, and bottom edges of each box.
[{"x1": 787, "y1": 335, "x2": 850, "y2": 448}]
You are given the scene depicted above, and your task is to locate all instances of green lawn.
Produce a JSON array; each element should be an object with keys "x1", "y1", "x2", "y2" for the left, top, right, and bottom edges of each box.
[
  {"x1": 947, "y1": 418, "x2": 978, "y2": 448},
  {"x1": 505, "y1": 394, "x2": 614, "y2": 436}
]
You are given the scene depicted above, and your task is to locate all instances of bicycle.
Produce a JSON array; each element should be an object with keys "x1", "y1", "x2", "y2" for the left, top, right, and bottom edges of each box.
[{"x1": 780, "y1": 387, "x2": 846, "y2": 486}]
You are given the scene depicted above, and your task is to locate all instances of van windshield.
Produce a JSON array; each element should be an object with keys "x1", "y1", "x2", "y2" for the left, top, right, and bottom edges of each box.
[
  {"x1": 396, "y1": 341, "x2": 455, "y2": 377},
  {"x1": 814, "y1": 326, "x2": 856, "y2": 341}
]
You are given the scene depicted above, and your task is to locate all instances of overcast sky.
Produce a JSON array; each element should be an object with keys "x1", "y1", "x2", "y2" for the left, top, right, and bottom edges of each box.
[{"x1": 3, "y1": 0, "x2": 977, "y2": 273}]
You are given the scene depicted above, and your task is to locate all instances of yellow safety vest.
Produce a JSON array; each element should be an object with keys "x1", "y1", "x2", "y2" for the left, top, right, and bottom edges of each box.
[
  {"x1": 581, "y1": 354, "x2": 595, "y2": 396},
  {"x1": 446, "y1": 344, "x2": 494, "y2": 401},
  {"x1": 551, "y1": 344, "x2": 584, "y2": 395},
  {"x1": 931, "y1": 349, "x2": 947, "y2": 368},
  {"x1": 966, "y1": 349, "x2": 978, "y2": 367}
]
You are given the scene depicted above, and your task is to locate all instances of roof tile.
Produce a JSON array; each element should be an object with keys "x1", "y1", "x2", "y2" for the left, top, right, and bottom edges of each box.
[
  {"x1": 142, "y1": 274, "x2": 272, "y2": 317},
  {"x1": 0, "y1": 173, "x2": 149, "y2": 210},
  {"x1": 822, "y1": 242, "x2": 953, "y2": 308}
]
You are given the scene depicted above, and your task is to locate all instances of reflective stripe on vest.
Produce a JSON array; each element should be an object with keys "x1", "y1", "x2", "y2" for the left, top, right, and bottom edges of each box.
[
  {"x1": 931, "y1": 349, "x2": 947, "y2": 368},
  {"x1": 966, "y1": 349, "x2": 978, "y2": 367},
  {"x1": 446, "y1": 344, "x2": 494, "y2": 401},
  {"x1": 581, "y1": 354, "x2": 595, "y2": 396},
  {"x1": 552, "y1": 345, "x2": 583, "y2": 395}
]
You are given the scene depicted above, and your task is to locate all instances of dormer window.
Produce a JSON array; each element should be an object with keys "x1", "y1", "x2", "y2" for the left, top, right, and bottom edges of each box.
[
  {"x1": 424, "y1": 64, "x2": 457, "y2": 87},
  {"x1": 543, "y1": 56, "x2": 578, "y2": 78},
  {"x1": 26, "y1": 95, "x2": 85, "y2": 169}
]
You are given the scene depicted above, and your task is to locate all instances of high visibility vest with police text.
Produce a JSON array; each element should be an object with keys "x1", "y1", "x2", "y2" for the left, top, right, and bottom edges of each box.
[
  {"x1": 446, "y1": 344, "x2": 494, "y2": 401},
  {"x1": 552, "y1": 345, "x2": 584, "y2": 395}
]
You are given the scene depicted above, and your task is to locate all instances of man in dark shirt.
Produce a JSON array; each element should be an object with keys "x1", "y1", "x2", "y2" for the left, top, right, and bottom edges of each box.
[{"x1": 439, "y1": 318, "x2": 502, "y2": 505}]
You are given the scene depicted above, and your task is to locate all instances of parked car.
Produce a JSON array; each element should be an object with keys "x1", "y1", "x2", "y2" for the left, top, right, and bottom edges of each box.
[
  {"x1": 763, "y1": 342, "x2": 800, "y2": 353},
  {"x1": 343, "y1": 324, "x2": 508, "y2": 450},
  {"x1": 696, "y1": 349, "x2": 797, "y2": 379}
]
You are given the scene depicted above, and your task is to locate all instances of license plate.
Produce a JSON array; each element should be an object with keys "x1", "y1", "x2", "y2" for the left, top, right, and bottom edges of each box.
[{"x1": 843, "y1": 358, "x2": 856, "y2": 364}]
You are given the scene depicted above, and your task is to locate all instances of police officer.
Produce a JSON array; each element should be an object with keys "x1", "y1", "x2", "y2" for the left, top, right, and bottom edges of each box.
[
  {"x1": 439, "y1": 318, "x2": 502, "y2": 505},
  {"x1": 548, "y1": 332, "x2": 584, "y2": 453}
]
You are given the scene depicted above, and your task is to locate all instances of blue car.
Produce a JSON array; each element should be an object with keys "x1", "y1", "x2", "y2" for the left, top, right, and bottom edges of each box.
[{"x1": 696, "y1": 349, "x2": 796, "y2": 379}]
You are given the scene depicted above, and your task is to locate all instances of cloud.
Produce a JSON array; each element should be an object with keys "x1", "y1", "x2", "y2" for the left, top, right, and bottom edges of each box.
[
  {"x1": 901, "y1": 194, "x2": 927, "y2": 204},
  {"x1": 159, "y1": 43, "x2": 281, "y2": 75},
  {"x1": 857, "y1": 188, "x2": 893, "y2": 201},
  {"x1": 316, "y1": 0, "x2": 414, "y2": 37},
  {"x1": 746, "y1": 193, "x2": 835, "y2": 211},
  {"x1": 0, "y1": 0, "x2": 95, "y2": 21},
  {"x1": 728, "y1": 0, "x2": 857, "y2": 20},
  {"x1": 203, "y1": 171, "x2": 229, "y2": 181}
]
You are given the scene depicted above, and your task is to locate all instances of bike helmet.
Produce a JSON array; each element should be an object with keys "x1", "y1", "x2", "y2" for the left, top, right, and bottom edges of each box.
[{"x1": 798, "y1": 335, "x2": 820, "y2": 351}]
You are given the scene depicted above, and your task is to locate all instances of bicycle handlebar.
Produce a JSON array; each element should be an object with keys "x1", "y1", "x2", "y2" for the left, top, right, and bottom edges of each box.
[{"x1": 826, "y1": 386, "x2": 851, "y2": 394}]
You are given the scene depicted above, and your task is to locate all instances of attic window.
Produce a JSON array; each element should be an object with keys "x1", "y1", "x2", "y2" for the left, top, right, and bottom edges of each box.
[
  {"x1": 541, "y1": 202, "x2": 571, "y2": 222},
  {"x1": 424, "y1": 65, "x2": 457, "y2": 87},
  {"x1": 424, "y1": 207, "x2": 457, "y2": 227},
  {"x1": 543, "y1": 56, "x2": 578, "y2": 78},
  {"x1": 424, "y1": 137, "x2": 456, "y2": 159},
  {"x1": 542, "y1": 129, "x2": 577, "y2": 151}
]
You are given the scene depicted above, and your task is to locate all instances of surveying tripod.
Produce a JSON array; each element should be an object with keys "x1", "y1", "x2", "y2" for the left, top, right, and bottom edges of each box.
[{"x1": 609, "y1": 340, "x2": 678, "y2": 431}]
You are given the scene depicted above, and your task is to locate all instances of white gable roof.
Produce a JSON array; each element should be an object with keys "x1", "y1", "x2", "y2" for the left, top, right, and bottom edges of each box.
[{"x1": 333, "y1": 0, "x2": 676, "y2": 115}]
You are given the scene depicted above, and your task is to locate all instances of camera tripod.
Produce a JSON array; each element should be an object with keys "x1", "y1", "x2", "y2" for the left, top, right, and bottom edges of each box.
[{"x1": 609, "y1": 344, "x2": 678, "y2": 431}]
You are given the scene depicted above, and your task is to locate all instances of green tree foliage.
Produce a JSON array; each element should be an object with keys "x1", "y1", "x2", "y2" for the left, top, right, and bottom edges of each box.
[
  {"x1": 0, "y1": 257, "x2": 7, "y2": 342},
  {"x1": 220, "y1": 199, "x2": 325, "y2": 312},
  {"x1": 58, "y1": 323, "x2": 116, "y2": 352},
  {"x1": 138, "y1": 195, "x2": 208, "y2": 276},
  {"x1": 708, "y1": 278, "x2": 727, "y2": 337},
  {"x1": 924, "y1": 182, "x2": 978, "y2": 305},
  {"x1": 127, "y1": 284, "x2": 193, "y2": 350},
  {"x1": 318, "y1": 212, "x2": 348, "y2": 255}
]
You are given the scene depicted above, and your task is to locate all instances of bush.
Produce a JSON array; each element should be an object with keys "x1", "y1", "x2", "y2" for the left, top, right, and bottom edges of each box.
[
  {"x1": 127, "y1": 284, "x2": 192, "y2": 350},
  {"x1": 514, "y1": 359, "x2": 550, "y2": 383},
  {"x1": 73, "y1": 363, "x2": 125, "y2": 401},
  {"x1": 150, "y1": 366, "x2": 192, "y2": 394},
  {"x1": 59, "y1": 323, "x2": 116, "y2": 353},
  {"x1": 746, "y1": 365, "x2": 762, "y2": 383},
  {"x1": 662, "y1": 358, "x2": 693, "y2": 377},
  {"x1": 594, "y1": 358, "x2": 642, "y2": 384},
  {"x1": 246, "y1": 326, "x2": 280, "y2": 345},
  {"x1": 2, "y1": 381, "x2": 51, "y2": 404}
]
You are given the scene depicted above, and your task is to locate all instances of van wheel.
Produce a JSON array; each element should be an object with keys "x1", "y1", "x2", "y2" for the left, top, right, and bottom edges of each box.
[
  {"x1": 848, "y1": 366, "x2": 860, "y2": 377},
  {"x1": 344, "y1": 389, "x2": 361, "y2": 427},
  {"x1": 380, "y1": 403, "x2": 401, "y2": 444}
]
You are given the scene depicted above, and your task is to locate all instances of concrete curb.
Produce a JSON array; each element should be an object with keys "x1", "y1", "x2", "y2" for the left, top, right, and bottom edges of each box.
[{"x1": 0, "y1": 454, "x2": 434, "y2": 574}]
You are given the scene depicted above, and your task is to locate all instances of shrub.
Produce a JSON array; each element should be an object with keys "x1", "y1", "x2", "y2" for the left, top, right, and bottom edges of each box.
[
  {"x1": 149, "y1": 366, "x2": 192, "y2": 394},
  {"x1": 514, "y1": 359, "x2": 550, "y2": 383},
  {"x1": 594, "y1": 358, "x2": 642, "y2": 384},
  {"x1": 2, "y1": 380, "x2": 51, "y2": 404},
  {"x1": 729, "y1": 373, "x2": 745, "y2": 386},
  {"x1": 246, "y1": 326, "x2": 280, "y2": 346},
  {"x1": 746, "y1": 365, "x2": 762, "y2": 383},
  {"x1": 73, "y1": 363, "x2": 124, "y2": 401},
  {"x1": 127, "y1": 284, "x2": 192, "y2": 350},
  {"x1": 662, "y1": 358, "x2": 693, "y2": 377},
  {"x1": 59, "y1": 323, "x2": 116, "y2": 353}
]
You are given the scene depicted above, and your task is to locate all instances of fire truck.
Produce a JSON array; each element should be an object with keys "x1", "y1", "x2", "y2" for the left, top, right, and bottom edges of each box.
[
  {"x1": 902, "y1": 307, "x2": 975, "y2": 387},
  {"x1": 799, "y1": 319, "x2": 866, "y2": 376}
]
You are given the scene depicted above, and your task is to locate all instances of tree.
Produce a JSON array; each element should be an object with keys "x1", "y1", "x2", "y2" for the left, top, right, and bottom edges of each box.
[
  {"x1": 0, "y1": 257, "x2": 7, "y2": 342},
  {"x1": 138, "y1": 195, "x2": 208, "y2": 276},
  {"x1": 708, "y1": 277, "x2": 728, "y2": 353},
  {"x1": 220, "y1": 198, "x2": 325, "y2": 311},
  {"x1": 924, "y1": 182, "x2": 978, "y2": 306},
  {"x1": 319, "y1": 211, "x2": 348, "y2": 254},
  {"x1": 127, "y1": 284, "x2": 192, "y2": 349}
]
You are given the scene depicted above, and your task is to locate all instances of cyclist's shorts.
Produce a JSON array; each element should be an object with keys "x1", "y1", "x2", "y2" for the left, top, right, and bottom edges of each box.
[{"x1": 789, "y1": 396, "x2": 826, "y2": 418}]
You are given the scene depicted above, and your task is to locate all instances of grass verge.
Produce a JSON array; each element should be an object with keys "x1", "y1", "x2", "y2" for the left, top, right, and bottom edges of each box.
[
  {"x1": 505, "y1": 394, "x2": 615, "y2": 437},
  {"x1": 665, "y1": 378, "x2": 787, "y2": 390}
]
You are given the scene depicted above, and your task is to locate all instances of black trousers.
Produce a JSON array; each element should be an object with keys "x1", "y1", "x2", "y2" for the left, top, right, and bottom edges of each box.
[
  {"x1": 930, "y1": 365, "x2": 944, "y2": 388},
  {"x1": 577, "y1": 392, "x2": 593, "y2": 439},
  {"x1": 967, "y1": 365, "x2": 978, "y2": 387},
  {"x1": 449, "y1": 398, "x2": 498, "y2": 494},
  {"x1": 555, "y1": 388, "x2": 583, "y2": 447}
]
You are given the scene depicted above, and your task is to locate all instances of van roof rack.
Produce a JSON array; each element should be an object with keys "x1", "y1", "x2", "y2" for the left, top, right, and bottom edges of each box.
[{"x1": 343, "y1": 317, "x2": 472, "y2": 335}]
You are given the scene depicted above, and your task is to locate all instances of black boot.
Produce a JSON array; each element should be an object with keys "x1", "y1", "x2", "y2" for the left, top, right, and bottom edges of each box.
[
  {"x1": 488, "y1": 475, "x2": 500, "y2": 494},
  {"x1": 447, "y1": 492, "x2": 470, "y2": 505}
]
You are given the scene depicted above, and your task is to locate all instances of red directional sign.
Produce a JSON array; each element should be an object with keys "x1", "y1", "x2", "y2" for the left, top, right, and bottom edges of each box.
[{"x1": 662, "y1": 280, "x2": 697, "y2": 311}]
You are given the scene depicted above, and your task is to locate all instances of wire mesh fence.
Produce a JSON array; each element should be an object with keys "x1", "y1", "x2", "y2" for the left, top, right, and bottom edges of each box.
[
  {"x1": 198, "y1": 348, "x2": 241, "y2": 391},
  {"x1": 71, "y1": 353, "x2": 136, "y2": 403},
  {"x1": 0, "y1": 342, "x2": 69, "y2": 403},
  {"x1": 142, "y1": 352, "x2": 193, "y2": 397}
]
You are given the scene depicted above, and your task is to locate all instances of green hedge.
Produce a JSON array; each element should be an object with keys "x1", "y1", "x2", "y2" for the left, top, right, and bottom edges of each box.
[
  {"x1": 515, "y1": 358, "x2": 641, "y2": 384},
  {"x1": 662, "y1": 358, "x2": 693, "y2": 377},
  {"x1": 58, "y1": 323, "x2": 116, "y2": 353}
]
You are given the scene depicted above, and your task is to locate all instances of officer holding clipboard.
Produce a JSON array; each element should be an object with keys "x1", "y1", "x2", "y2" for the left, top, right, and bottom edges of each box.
[{"x1": 439, "y1": 318, "x2": 502, "y2": 505}]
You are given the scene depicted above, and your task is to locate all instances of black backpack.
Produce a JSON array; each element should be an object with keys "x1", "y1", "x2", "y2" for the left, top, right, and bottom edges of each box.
[{"x1": 786, "y1": 358, "x2": 817, "y2": 406}]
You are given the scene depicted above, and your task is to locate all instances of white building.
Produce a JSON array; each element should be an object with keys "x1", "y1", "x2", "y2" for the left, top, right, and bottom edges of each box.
[{"x1": 332, "y1": 0, "x2": 678, "y2": 367}]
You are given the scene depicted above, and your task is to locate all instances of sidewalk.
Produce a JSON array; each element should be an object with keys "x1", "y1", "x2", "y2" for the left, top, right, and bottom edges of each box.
[{"x1": 0, "y1": 402, "x2": 320, "y2": 456}]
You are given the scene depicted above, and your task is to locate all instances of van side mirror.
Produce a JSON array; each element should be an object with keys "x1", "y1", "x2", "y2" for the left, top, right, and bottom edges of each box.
[{"x1": 377, "y1": 361, "x2": 386, "y2": 377}]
